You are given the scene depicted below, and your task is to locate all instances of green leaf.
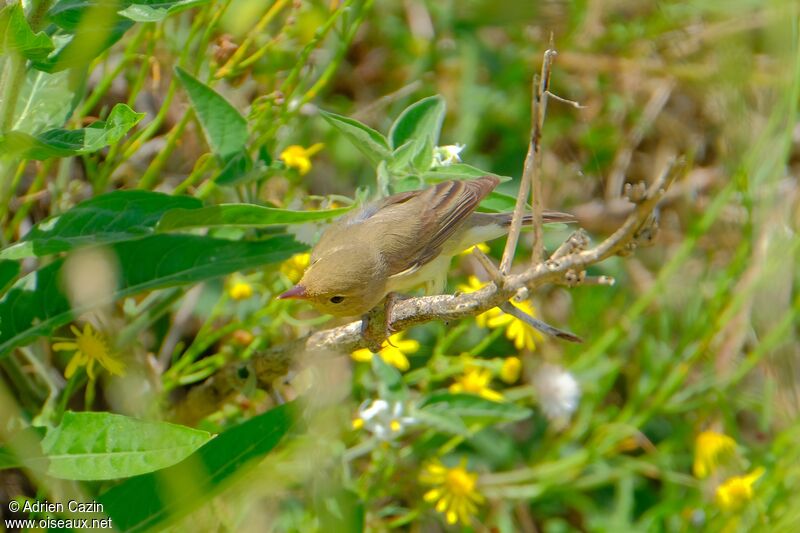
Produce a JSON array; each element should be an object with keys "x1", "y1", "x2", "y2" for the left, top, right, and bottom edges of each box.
[
  {"x1": 317, "y1": 489, "x2": 365, "y2": 533},
  {"x1": 36, "y1": 1, "x2": 134, "y2": 72},
  {"x1": 319, "y1": 110, "x2": 391, "y2": 166},
  {"x1": 99, "y1": 402, "x2": 295, "y2": 533},
  {"x1": 213, "y1": 149, "x2": 252, "y2": 186},
  {"x1": 414, "y1": 409, "x2": 469, "y2": 436},
  {"x1": 157, "y1": 204, "x2": 351, "y2": 232},
  {"x1": 479, "y1": 191, "x2": 519, "y2": 213},
  {"x1": 389, "y1": 95, "x2": 446, "y2": 149},
  {"x1": 0, "y1": 234, "x2": 306, "y2": 355},
  {"x1": 388, "y1": 95, "x2": 446, "y2": 171},
  {"x1": 174, "y1": 66, "x2": 248, "y2": 162},
  {"x1": 0, "y1": 446, "x2": 21, "y2": 470},
  {"x1": 0, "y1": 190, "x2": 202, "y2": 260},
  {"x1": 420, "y1": 393, "x2": 532, "y2": 424},
  {"x1": 41, "y1": 412, "x2": 211, "y2": 480},
  {"x1": 0, "y1": 103, "x2": 143, "y2": 160},
  {"x1": 11, "y1": 68, "x2": 77, "y2": 134},
  {"x1": 371, "y1": 354, "x2": 404, "y2": 400},
  {"x1": 118, "y1": 0, "x2": 209, "y2": 22},
  {"x1": 0, "y1": 260, "x2": 20, "y2": 295},
  {"x1": 0, "y1": 4, "x2": 54, "y2": 60},
  {"x1": 422, "y1": 163, "x2": 511, "y2": 183}
]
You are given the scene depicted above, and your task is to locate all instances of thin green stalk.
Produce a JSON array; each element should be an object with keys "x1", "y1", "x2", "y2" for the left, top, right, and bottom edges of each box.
[
  {"x1": 215, "y1": 0, "x2": 291, "y2": 78},
  {"x1": 174, "y1": 153, "x2": 215, "y2": 194},
  {"x1": 79, "y1": 26, "x2": 149, "y2": 118},
  {"x1": 0, "y1": 54, "x2": 25, "y2": 132},
  {"x1": 4, "y1": 161, "x2": 50, "y2": 242},
  {"x1": 137, "y1": 110, "x2": 193, "y2": 189}
]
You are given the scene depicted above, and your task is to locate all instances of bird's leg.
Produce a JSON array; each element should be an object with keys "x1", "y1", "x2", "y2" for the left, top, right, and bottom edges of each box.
[
  {"x1": 360, "y1": 305, "x2": 387, "y2": 353},
  {"x1": 383, "y1": 292, "x2": 408, "y2": 335},
  {"x1": 359, "y1": 292, "x2": 408, "y2": 351}
]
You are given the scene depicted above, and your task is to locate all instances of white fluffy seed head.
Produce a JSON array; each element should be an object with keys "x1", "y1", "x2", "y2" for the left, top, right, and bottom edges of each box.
[{"x1": 532, "y1": 364, "x2": 581, "y2": 425}]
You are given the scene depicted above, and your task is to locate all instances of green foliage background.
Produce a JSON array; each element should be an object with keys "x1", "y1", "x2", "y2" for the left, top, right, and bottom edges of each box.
[{"x1": 0, "y1": 0, "x2": 799, "y2": 531}]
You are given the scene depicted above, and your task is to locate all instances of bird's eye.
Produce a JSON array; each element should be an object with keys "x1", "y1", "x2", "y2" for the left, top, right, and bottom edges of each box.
[{"x1": 329, "y1": 296, "x2": 345, "y2": 304}]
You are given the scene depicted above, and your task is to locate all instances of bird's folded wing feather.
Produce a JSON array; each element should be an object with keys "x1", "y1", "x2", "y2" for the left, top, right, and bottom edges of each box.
[{"x1": 377, "y1": 176, "x2": 499, "y2": 277}]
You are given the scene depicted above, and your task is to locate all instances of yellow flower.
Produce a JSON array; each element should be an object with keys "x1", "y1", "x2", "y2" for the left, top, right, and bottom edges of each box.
[
  {"x1": 716, "y1": 468, "x2": 764, "y2": 511},
  {"x1": 486, "y1": 299, "x2": 542, "y2": 352},
  {"x1": 694, "y1": 431, "x2": 736, "y2": 478},
  {"x1": 280, "y1": 143, "x2": 324, "y2": 175},
  {"x1": 450, "y1": 365, "x2": 504, "y2": 402},
  {"x1": 459, "y1": 242, "x2": 490, "y2": 256},
  {"x1": 456, "y1": 277, "x2": 542, "y2": 350},
  {"x1": 420, "y1": 458, "x2": 485, "y2": 526},
  {"x1": 280, "y1": 253, "x2": 310, "y2": 283},
  {"x1": 228, "y1": 280, "x2": 254, "y2": 300},
  {"x1": 53, "y1": 324, "x2": 125, "y2": 380},
  {"x1": 351, "y1": 332, "x2": 419, "y2": 372},
  {"x1": 500, "y1": 356, "x2": 522, "y2": 383}
]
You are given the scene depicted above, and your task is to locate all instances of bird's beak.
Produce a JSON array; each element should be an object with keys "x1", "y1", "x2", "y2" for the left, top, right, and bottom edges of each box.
[{"x1": 279, "y1": 285, "x2": 308, "y2": 300}]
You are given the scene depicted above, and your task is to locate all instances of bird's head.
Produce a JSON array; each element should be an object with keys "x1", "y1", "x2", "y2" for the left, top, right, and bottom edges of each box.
[{"x1": 279, "y1": 246, "x2": 387, "y2": 317}]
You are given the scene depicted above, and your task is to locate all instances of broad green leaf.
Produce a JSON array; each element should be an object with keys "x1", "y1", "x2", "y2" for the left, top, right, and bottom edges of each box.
[
  {"x1": 0, "y1": 190, "x2": 201, "y2": 260},
  {"x1": 0, "y1": 234, "x2": 306, "y2": 355},
  {"x1": 36, "y1": 1, "x2": 134, "y2": 72},
  {"x1": 479, "y1": 191, "x2": 519, "y2": 213},
  {"x1": 371, "y1": 354, "x2": 404, "y2": 400},
  {"x1": 387, "y1": 139, "x2": 417, "y2": 173},
  {"x1": 422, "y1": 163, "x2": 511, "y2": 183},
  {"x1": 0, "y1": 260, "x2": 20, "y2": 295},
  {"x1": 389, "y1": 95, "x2": 446, "y2": 149},
  {"x1": 41, "y1": 412, "x2": 211, "y2": 480},
  {"x1": 0, "y1": 4, "x2": 54, "y2": 60},
  {"x1": 174, "y1": 66, "x2": 247, "y2": 161},
  {"x1": 12, "y1": 68, "x2": 77, "y2": 134},
  {"x1": 319, "y1": 110, "x2": 391, "y2": 166},
  {"x1": 99, "y1": 402, "x2": 295, "y2": 533},
  {"x1": 414, "y1": 409, "x2": 469, "y2": 436},
  {"x1": 420, "y1": 393, "x2": 532, "y2": 424},
  {"x1": 388, "y1": 95, "x2": 446, "y2": 171},
  {"x1": 118, "y1": 0, "x2": 209, "y2": 22},
  {"x1": 157, "y1": 204, "x2": 350, "y2": 231},
  {"x1": 213, "y1": 149, "x2": 252, "y2": 186},
  {"x1": 0, "y1": 103, "x2": 143, "y2": 160}
]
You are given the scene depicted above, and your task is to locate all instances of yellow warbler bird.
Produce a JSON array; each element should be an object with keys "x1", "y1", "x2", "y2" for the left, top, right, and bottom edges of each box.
[{"x1": 279, "y1": 176, "x2": 573, "y2": 317}]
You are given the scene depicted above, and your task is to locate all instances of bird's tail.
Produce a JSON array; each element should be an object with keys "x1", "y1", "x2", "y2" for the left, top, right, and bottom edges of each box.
[{"x1": 493, "y1": 210, "x2": 577, "y2": 225}]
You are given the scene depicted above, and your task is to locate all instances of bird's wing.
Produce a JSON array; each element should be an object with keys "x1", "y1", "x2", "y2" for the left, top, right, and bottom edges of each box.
[{"x1": 381, "y1": 176, "x2": 499, "y2": 276}]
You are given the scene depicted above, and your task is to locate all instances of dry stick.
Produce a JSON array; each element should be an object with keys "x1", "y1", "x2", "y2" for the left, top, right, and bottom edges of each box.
[
  {"x1": 499, "y1": 301, "x2": 582, "y2": 343},
  {"x1": 173, "y1": 160, "x2": 682, "y2": 423},
  {"x1": 530, "y1": 50, "x2": 556, "y2": 266},
  {"x1": 499, "y1": 49, "x2": 556, "y2": 275},
  {"x1": 471, "y1": 246, "x2": 503, "y2": 285},
  {"x1": 604, "y1": 80, "x2": 675, "y2": 201}
]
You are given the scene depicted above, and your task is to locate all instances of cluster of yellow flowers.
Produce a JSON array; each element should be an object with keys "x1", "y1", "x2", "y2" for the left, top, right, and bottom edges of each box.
[
  {"x1": 457, "y1": 276, "x2": 542, "y2": 351},
  {"x1": 693, "y1": 430, "x2": 764, "y2": 512}
]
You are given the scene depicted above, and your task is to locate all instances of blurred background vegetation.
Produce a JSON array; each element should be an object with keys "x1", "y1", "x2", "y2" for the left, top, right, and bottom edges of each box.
[{"x1": 1, "y1": 0, "x2": 799, "y2": 531}]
